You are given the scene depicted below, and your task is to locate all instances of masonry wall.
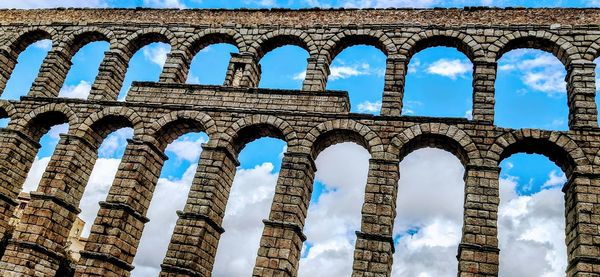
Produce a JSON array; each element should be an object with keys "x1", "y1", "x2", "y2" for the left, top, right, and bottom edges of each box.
[{"x1": 0, "y1": 7, "x2": 597, "y2": 277}]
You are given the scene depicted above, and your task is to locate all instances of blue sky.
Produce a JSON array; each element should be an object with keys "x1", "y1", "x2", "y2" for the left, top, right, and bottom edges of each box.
[{"x1": 0, "y1": 1, "x2": 590, "y2": 276}]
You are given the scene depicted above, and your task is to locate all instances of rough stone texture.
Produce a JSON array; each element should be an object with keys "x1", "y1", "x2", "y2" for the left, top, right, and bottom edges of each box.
[{"x1": 0, "y1": 7, "x2": 596, "y2": 277}]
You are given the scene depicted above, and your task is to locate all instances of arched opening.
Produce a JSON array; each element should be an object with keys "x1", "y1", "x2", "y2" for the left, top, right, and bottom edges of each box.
[
  {"x1": 389, "y1": 133, "x2": 469, "y2": 276},
  {"x1": 58, "y1": 41, "x2": 110, "y2": 99},
  {"x1": 325, "y1": 45, "x2": 386, "y2": 115},
  {"x1": 498, "y1": 153, "x2": 567, "y2": 276},
  {"x1": 213, "y1": 125, "x2": 287, "y2": 276},
  {"x1": 298, "y1": 130, "x2": 371, "y2": 276},
  {"x1": 78, "y1": 127, "x2": 133, "y2": 238},
  {"x1": 403, "y1": 47, "x2": 473, "y2": 118},
  {"x1": 21, "y1": 119, "x2": 69, "y2": 193},
  {"x1": 0, "y1": 106, "x2": 10, "y2": 128},
  {"x1": 187, "y1": 43, "x2": 239, "y2": 85},
  {"x1": 391, "y1": 148, "x2": 465, "y2": 276},
  {"x1": 259, "y1": 45, "x2": 309, "y2": 90},
  {"x1": 117, "y1": 41, "x2": 171, "y2": 100},
  {"x1": 131, "y1": 131, "x2": 208, "y2": 276},
  {"x1": 495, "y1": 40, "x2": 569, "y2": 130},
  {"x1": 2, "y1": 39, "x2": 52, "y2": 100}
]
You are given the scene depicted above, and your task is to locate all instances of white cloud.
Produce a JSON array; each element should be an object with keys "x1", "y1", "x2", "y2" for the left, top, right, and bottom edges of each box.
[
  {"x1": 341, "y1": 0, "x2": 437, "y2": 8},
  {"x1": 59, "y1": 80, "x2": 91, "y2": 99},
  {"x1": 292, "y1": 62, "x2": 382, "y2": 82},
  {"x1": 142, "y1": 44, "x2": 171, "y2": 67},
  {"x1": 403, "y1": 100, "x2": 423, "y2": 115},
  {"x1": 408, "y1": 58, "x2": 421, "y2": 74},
  {"x1": 392, "y1": 148, "x2": 464, "y2": 277},
  {"x1": 292, "y1": 70, "x2": 307, "y2": 81},
  {"x1": 464, "y1": 109, "x2": 473, "y2": 120},
  {"x1": 426, "y1": 59, "x2": 472, "y2": 80},
  {"x1": 523, "y1": 71, "x2": 566, "y2": 95},
  {"x1": 243, "y1": 0, "x2": 276, "y2": 6},
  {"x1": 78, "y1": 158, "x2": 122, "y2": 236},
  {"x1": 165, "y1": 136, "x2": 206, "y2": 162},
  {"x1": 47, "y1": 123, "x2": 69, "y2": 140},
  {"x1": 32, "y1": 40, "x2": 52, "y2": 51},
  {"x1": 357, "y1": 101, "x2": 382, "y2": 114},
  {"x1": 22, "y1": 156, "x2": 51, "y2": 192},
  {"x1": 142, "y1": 0, "x2": 187, "y2": 8},
  {"x1": 132, "y1": 163, "x2": 198, "y2": 277},
  {"x1": 186, "y1": 74, "x2": 201, "y2": 85},
  {"x1": 299, "y1": 143, "x2": 370, "y2": 277},
  {"x1": 330, "y1": 63, "x2": 377, "y2": 81},
  {"x1": 498, "y1": 175, "x2": 567, "y2": 277},
  {"x1": 98, "y1": 128, "x2": 134, "y2": 158},
  {"x1": 499, "y1": 50, "x2": 566, "y2": 96},
  {"x1": 542, "y1": 170, "x2": 567, "y2": 190},
  {"x1": 0, "y1": 0, "x2": 107, "y2": 8},
  {"x1": 213, "y1": 163, "x2": 279, "y2": 277}
]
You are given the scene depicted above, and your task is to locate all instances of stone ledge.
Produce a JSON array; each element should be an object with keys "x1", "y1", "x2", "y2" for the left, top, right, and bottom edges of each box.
[
  {"x1": 29, "y1": 191, "x2": 81, "y2": 214},
  {"x1": 9, "y1": 239, "x2": 65, "y2": 261},
  {"x1": 0, "y1": 128, "x2": 41, "y2": 149},
  {"x1": 98, "y1": 201, "x2": 150, "y2": 223},
  {"x1": 457, "y1": 242, "x2": 500, "y2": 259},
  {"x1": 79, "y1": 250, "x2": 135, "y2": 271},
  {"x1": 0, "y1": 191, "x2": 17, "y2": 207},
  {"x1": 127, "y1": 138, "x2": 169, "y2": 162},
  {"x1": 262, "y1": 219, "x2": 307, "y2": 242},
  {"x1": 176, "y1": 211, "x2": 225, "y2": 234},
  {"x1": 160, "y1": 263, "x2": 203, "y2": 277},
  {"x1": 355, "y1": 231, "x2": 395, "y2": 253}
]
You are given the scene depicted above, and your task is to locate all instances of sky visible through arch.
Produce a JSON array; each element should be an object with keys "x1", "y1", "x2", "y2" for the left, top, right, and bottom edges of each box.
[{"x1": 1, "y1": 0, "x2": 598, "y2": 276}]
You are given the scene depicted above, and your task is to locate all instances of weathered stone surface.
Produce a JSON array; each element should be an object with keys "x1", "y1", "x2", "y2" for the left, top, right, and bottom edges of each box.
[{"x1": 0, "y1": 7, "x2": 597, "y2": 277}]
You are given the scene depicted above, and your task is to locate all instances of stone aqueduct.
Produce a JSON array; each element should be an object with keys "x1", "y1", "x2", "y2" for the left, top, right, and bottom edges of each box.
[{"x1": 0, "y1": 7, "x2": 597, "y2": 277}]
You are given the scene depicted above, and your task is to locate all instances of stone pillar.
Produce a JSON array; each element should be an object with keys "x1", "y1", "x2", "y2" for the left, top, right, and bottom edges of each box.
[
  {"x1": 223, "y1": 53, "x2": 261, "y2": 88},
  {"x1": 252, "y1": 152, "x2": 316, "y2": 277},
  {"x1": 302, "y1": 57, "x2": 328, "y2": 91},
  {"x1": 0, "y1": 129, "x2": 40, "y2": 250},
  {"x1": 88, "y1": 51, "x2": 129, "y2": 101},
  {"x1": 0, "y1": 134, "x2": 97, "y2": 276},
  {"x1": 566, "y1": 60, "x2": 599, "y2": 129},
  {"x1": 472, "y1": 60, "x2": 496, "y2": 123},
  {"x1": 564, "y1": 172, "x2": 600, "y2": 276},
  {"x1": 75, "y1": 139, "x2": 167, "y2": 276},
  {"x1": 28, "y1": 48, "x2": 73, "y2": 98},
  {"x1": 159, "y1": 50, "x2": 190, "y2": 83},
  {"x1": 458, "y1": 165, "x2": 500, "y2": 277},
  {"x1": 0, "y1": 49, "x2": 17, "y2": 96},
  {"x1": 352, "y1": 158, "x2": 399, "y2": 277},
  {"x1": 381, "y1": 57, "x2": 407, "y2": 117},
  {"x1": 159, "y1": 145, "x2": 239, "y2": 277}
]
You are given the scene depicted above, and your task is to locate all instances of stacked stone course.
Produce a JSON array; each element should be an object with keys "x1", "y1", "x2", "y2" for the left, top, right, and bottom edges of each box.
[{"x1": 0, "y1": 7, "x2": 597, "y2": 277}]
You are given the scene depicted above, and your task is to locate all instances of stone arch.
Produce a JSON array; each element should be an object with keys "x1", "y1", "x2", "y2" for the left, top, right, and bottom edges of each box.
[
  {"x1": 0, "y1": 100, "x2": 16, "y2": 122},
  {"x1": 321, "y1": 29, "x2": 398, "y2": 63},
  {"x1": 74, "y1": 107, "x2": 142, "y2": 147},
  {"x1": 388, "y1": 123, "x2": 482, "y2": 166},
  {"x1": 3, "y1": 26, "x2": 56, "y2": 56},
  {"x1": 119, "y1": 27, "x2": 175, "y2": 59},
  {"x1": 13, "y1": 103, "x2": 78, "y2": 141},
  {"x1": 401, "y1": 30, "x2": 485, "y2": 63},
  {"x1": 249, "y1": 29, "x2": 318, "y2": 60},
  {"x1": 181, "y1": 28, "x2": 245, "y2": 59},
  {"x1": 219, "y1": 114, "x2": 299, "y2": 154},
  {"x1": 304, "y1": 119, "x2": 384, "y2": 159},
  {"x1": 59, "y1": 27, "x2": 115, "y2": 57},
  {"x1": 583, "y1": 36, "x2": 600, "y2": 61},
  {"x1": 147, "y1": 110, "x2": 217, "y2": 151},
  {"x1": 489, "y1": 30, "x2": 580, "y2": 67},
  {"x1": 485, "y1": 130, "x2": 590, "y2": 176}
]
